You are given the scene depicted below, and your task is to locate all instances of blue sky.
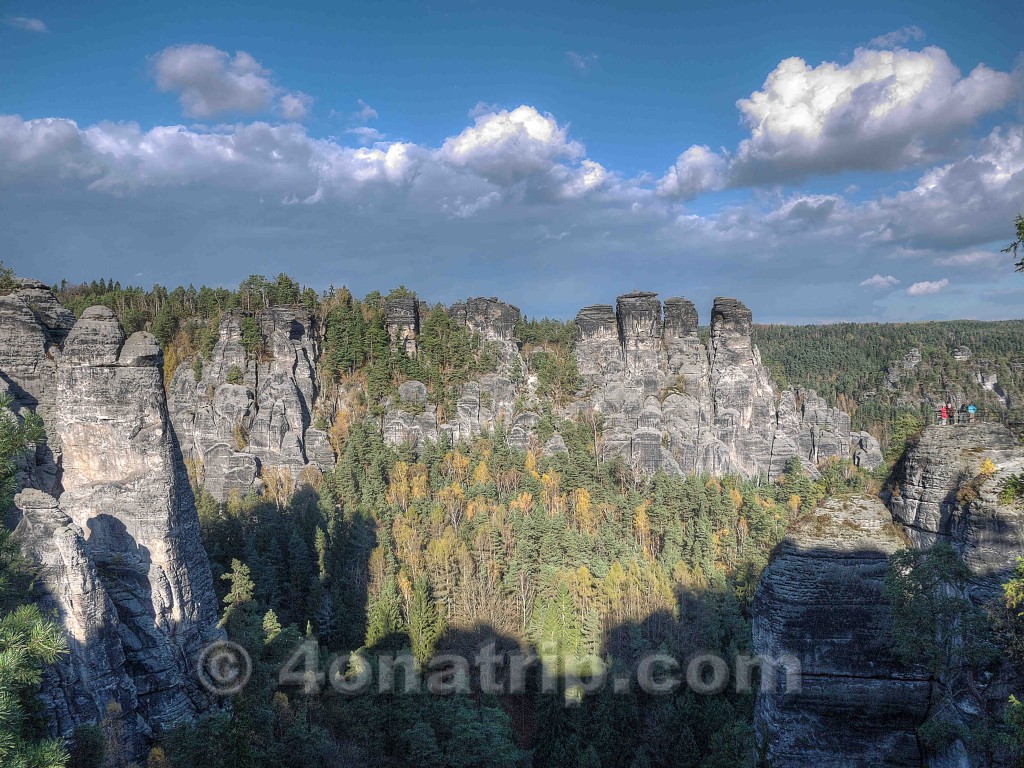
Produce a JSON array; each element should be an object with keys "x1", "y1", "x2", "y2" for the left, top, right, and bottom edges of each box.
[{"x1": 2, "y1": 0, "x2": 1022, "y2": 322}]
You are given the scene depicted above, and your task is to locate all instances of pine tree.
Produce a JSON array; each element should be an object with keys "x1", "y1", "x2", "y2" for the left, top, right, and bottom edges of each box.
[
  {"x1": 366, "y1": 577, "x2": 403, "y2": 648},
  {"x1": 219, "y1": 559, "x2": 262, "y2": 648},
  {"x1": 407, "y1": 575, "x2": 442, "y2": 667}
]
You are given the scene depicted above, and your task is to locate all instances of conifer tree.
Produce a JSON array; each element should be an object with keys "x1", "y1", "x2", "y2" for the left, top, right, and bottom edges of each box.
[{"x1": 407, "y1": 575, "x2": 442, "y2": 667}]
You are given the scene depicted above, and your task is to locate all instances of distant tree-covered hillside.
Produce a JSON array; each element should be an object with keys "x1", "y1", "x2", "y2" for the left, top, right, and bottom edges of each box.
[{"x1": 754, "y1": 320, "x2": 1024, "y2": 440}]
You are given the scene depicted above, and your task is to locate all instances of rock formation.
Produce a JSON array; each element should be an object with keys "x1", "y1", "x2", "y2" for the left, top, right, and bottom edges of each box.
[
  {"x1": 381, "y1": 291, "x2": 874, "y2": 479},
  {"x1": 886, "y1": 423, "x2": 1024, "y2": 595},
  {"x1": 755, "y1": 423, "x2": 1024, "y2": 767},
  {"x1": 385, "y1": 296, "x2": 419, "y2": 358},
  {"x1": 573, "y1": 294, "x2": 861, "y2": 479},
  {"x1": 449, "y1": 296, "x2": 520, "y2": 343},
  {"x1": 168, "y1": 307, "x2": 332, "y2": 501},
  {"x1": 753, "y1": 495, "x2": 929, "y2": 766},
  {"x1": 384, "y1": 297, "x2": 530, "y2": 448},
  {"x1": 0, "y1": 282, "x2": 222, "y2": 754}
]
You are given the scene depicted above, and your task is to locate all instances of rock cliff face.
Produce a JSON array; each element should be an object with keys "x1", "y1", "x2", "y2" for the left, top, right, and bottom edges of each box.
[
  {"x1": 0, "y1": 282, "x2": 221, "y2": 753},
  {"x1": 157, "y1": 288, "x2": 869, "y2": 488},
  {"x1": 385, "y1": 296, "x2": 420, "y2": 357},
  {"x1": 168, "y1": 307, "x2": 332, "y2": 501},
  {"x1": 381, "y1": 292, "x2": 870, "y2": 479},
  {"x1": 384, "y1": 297, "x2": 532, "y2": 449},
  {"x1": 573, "y1": 294, "x2": 859, "y2": 479},
  {"x1": 14, "y1": 488, "x2": 142, "y2": 745},
  {"x1": 886, "y1": 423, "x2": 1024, "y2": 596},
  {"x1": 753, "y1": 496, "x2": 929, "y2": 766},
  {"x1": 755, "y1": 423, "x2": 1024, "y2": 767}
]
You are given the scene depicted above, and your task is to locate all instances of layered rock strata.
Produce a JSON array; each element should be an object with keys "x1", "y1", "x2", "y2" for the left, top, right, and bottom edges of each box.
[
  {"x1": 756, "y1": 424, "x2": 1024, "y2": 766},
  {"x1": 886, "y1": 423, "x2": 1024, "y2": 595},
  {"x1": 753, "y1": 495, "x2": 929, "y2": 766}
]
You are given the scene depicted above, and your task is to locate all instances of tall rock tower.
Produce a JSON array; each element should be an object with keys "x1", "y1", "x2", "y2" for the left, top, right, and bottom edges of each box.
[{"x1": 0, "y1": 283, "x2": 222, "y2": 754}]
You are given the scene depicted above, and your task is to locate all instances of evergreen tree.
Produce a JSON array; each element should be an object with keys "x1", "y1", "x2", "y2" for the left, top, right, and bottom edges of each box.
[
  {"x1": 366, "y1": 577, "x2": 403, "y2": 648},
  {"x1": 407, "y1": 575, "x2": 442, "y2": 667}
]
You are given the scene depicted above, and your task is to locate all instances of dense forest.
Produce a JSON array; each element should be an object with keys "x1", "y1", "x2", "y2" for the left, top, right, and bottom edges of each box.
[{"x1": 2, "y1": 261, "x2": 1023, "y2": 766}]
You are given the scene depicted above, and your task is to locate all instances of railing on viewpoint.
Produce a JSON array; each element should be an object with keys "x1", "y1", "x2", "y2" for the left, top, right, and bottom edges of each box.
[{"x1": 926, "y1": 407, "x2": 1020, "y2": 431}]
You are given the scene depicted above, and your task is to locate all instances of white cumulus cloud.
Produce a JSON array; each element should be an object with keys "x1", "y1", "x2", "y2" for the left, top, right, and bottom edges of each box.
[
  {"x1": 906, "y1": 278, "x2": 949, "y2": 295},
  {"x1": 860, "y1": 274, "x2": 900, "y2": 289},
  {"x1": 0, "y1": 105, "x2": 614, "y2": 207},
  {"x1": 660, "y1": 45, "x2": 1016, "y2": 197},
  {"x1": 658, "y1": 145, "x2": 727, "y2": 199},
  {"x1": 440, "y1": 105, "x2": 597, "y2": 197},
  {"x1": 152, "y1": 44, "x2": 312, "y2": 120}
]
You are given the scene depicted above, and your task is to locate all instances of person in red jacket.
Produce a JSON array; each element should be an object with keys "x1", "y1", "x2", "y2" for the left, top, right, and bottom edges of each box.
[{"x1": 940, "y1": 404, "x2": 949, "y2": 425}]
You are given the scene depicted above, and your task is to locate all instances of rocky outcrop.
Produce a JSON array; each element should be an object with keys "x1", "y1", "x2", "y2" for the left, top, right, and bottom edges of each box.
[
  {"x1": 381, "y1": 291, "x2": 872, "y2": 480},
  {"x1": 575, "y1": 304, "x2": 621, "y2": 377},
  {"x1": 0, "y1": 279, "x2": 73, "y2": 493},
  {"x1": 753, "y1": 495, "x2": 929, "y2": 766},
  {"x1": 617, "y1": 292, "x2": 662, "y2": 375},
  {"x1": 383, "y1": 381, "x2": 438, "y2": 450},
  {"x1": 450, "y1": 297, "x2": 520, "y2": 343},
  {"x1": 0, "y1": 288, "x2": 223, "y2": 754},
  {"x1": 168, "y1": 307, "x2": 331, "y2": 501},
  {"x1": 853, "y1": 430, "x2": 884, "y2": 469},
  {"x1": 384, "y1": 297, "x2": 529, "y2": 449},
  {"x1": 574, "y1": 294, "x2": 865, "y2": 479},
  {"x1": 756, "y1": 424, "x2": 1024, "y2": 767},
  {"x1": 886, "y1": 348, "x2": 922, "y2": 389},
  {"x1": 886, "y1": 423, "x2": 1024, "y2": 595},
  {"x1": 14, "y1": 489, "x2": 142, "y2": 748},
  {"x1": 385, "y1": 296, "x2": 419, "y2": 358}
]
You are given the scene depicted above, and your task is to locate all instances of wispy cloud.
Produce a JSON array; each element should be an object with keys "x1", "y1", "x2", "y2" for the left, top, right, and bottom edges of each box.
[
  {"x1": 868, "y1": 25, "x2": 925, "y2": 49},
  {"x1": 347, "y1": 126, "x2": 385, "y2": 144},
  {"x1": 566, "y1": 51, "x2": 599, "y2": 72},
  {"x1": 4, "y1": 16, "x2": 47, "y2": 33},
  {"x1": 469, "y1": 101, "x2": 500, "y2": 118},
  {"x1": 354, "y1": 99, "x2": 378, "y2": 122},
  {"x1": 934, "y1": 250, "x2": 1000, "y2": 267}
]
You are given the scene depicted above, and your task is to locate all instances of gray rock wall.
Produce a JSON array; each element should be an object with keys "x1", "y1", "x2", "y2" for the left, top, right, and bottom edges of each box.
[
  {"x1": 0, "y1": 284, "x2": 222, "y2": 754},
  {"x1": 886, "y1": 423, "x2": 1024, "y2": 595},
  {"x1": 573, "y1": 293, "x2": 864, "y2": 479},
  {"x1": 753, "y1": 496, "x2": 929, "y2": 767},
  {"x1": 168, "y1": 306, "x2": 331, "y2": 501},
  {"x1": 380, "y1": 291, "x2": 872, "y2": 481},
  {"x1": 755, "y1": 424, "x2": 1024, "y2": 767}
]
